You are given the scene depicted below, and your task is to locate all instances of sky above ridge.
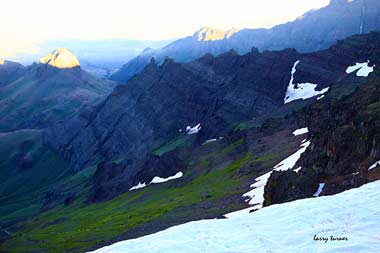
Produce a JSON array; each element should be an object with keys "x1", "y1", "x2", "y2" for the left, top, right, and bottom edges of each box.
[{"x1": 1, "y1": 0, "x2": 330, "y2": 58}]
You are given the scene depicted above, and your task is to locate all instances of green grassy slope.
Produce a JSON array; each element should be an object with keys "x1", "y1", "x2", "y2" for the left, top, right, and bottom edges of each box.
[
  {"x1": 0, "y1": 123, "x2": 303, "y2": 252},
  {"x1": 0, "y1": 130, "x2": 71, "y2": 232}
]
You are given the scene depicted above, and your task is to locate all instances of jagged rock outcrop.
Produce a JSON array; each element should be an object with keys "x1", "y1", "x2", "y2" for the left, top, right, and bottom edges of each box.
[
  {"x1": 46, "y1": 48, "x2": 301, "y2": 172},
  {"x1": 111, "y1": 0, "x2": 380, "y2": 83},
  {"x1": 47, "y1": 32, "x2": 380, "y2": 176}
]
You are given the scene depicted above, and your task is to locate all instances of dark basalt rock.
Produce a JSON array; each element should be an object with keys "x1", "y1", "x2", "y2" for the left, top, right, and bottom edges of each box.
[
  {"x1": 89, "y1": 150, "x2": 185, "y2": 202},
  {"x1": 90, "y1": 161, "x2": 130, "y2": 202},
  {"x1": 263, "y1": 170, "x2": 319, "y2": 207}
]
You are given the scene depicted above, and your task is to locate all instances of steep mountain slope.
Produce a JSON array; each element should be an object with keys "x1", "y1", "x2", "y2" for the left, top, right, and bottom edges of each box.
[
  {"x1": 1, "y1": 114, "x2": 307, "y2": 252},
  {"x1": 111, "y1": 0, "x2": 380, "y2": 83},
  {"x1": 0, "y1": 49, "x2": 115, "y2": 132}
]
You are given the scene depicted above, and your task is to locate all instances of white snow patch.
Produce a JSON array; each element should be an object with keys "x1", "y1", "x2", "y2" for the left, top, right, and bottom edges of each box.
[
  {"x1": 186, "y1": 123, "x2": 201, "y2": 135},
  {"x1": 369, "y1": 160, "x2": 380, "y2": 171},
  {"x1": 317, "y1": 95, "x2": 325, "y2": 100},
  {"x1": 89, "y1": 181, "x2": 380, "y2": 253},
  {"x1": 130, "y1": 172, "x2": 183, "y2": 191},
  {"x1": 346, "y1": 61, "x2": 374, "y2": 77},
  {"x1": 294, "y1": 166, "x2": 302, "y2": 173},
  {"x1": 284, "y1": 60, "x2": 329, "y2": 104},
  {"x1": 129, "y1": 182, "x2": 147, "y2": 191},
  {"x1": 313, "y1": 183, "x2": 325, "y2": 197},
  {"x1": 151, "y1": 172, "x2": 183, "y2": 184},
  {"x1": 292, "y1": 127, "x2": 309, "y2": 136},
  {"x1": 243, "y1": 141, "x2": 311, "y2": 209},
  {"x1": 203, "y1": 138, "x2": 217, "y2": 144}
]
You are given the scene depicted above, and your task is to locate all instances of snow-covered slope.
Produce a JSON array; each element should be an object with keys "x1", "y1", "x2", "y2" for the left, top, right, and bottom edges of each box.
[{"x1": 89, "y1": 181, "x2": 380, "y2": 253}]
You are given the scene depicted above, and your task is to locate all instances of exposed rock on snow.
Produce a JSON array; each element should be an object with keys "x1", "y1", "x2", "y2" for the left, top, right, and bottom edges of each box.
[
  {"x1": 39, "y1": 48, "x2": 80, "y2": 69},
  {"x1": 346, "y1": 61, "x2": 374, "y2": 77},
  {"x1": 89, "y1": 181, "x2": 380, "y2": 253},
  {"x1": 284, "y1": 60, "x2": 329, "y2": 104},
  {"x1": 243, "y1": 141, "x2": 311, "y2": 209}
]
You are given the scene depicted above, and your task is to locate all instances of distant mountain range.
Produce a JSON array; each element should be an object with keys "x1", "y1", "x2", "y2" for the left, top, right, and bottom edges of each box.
[
  {"x1": 111, "y1": 0, "x2": 380, "y2": 83},
  {"x1": 4, "y1": 39, "x2": 172, "y2": 78}
]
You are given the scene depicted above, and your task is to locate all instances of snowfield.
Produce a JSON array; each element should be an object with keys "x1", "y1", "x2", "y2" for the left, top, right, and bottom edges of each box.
[
  {"x1": 89, "y1": 181, "x2": 380, "y2": 253},
  {"x1": 284, "y1": 60, "x2": 329, "y2": 104}
]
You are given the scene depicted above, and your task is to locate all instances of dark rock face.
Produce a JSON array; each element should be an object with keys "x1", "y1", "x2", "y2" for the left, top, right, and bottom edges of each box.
[
  {"x1": 111, "y1": 0, "x2": 380, "y2": 83},
  {"x1": 264, "y1": 65, "x2": 380, "y2": 206},
  {"x1": 89, "y1": 151, "x2": 185, "y2": 202},
  {"x1": 263, "y1": 170, "x2": 317, "y2": 206},
  {"x1": 90, "y1": 161, "x2": 130, "y2": 202},
  {"x1": 46, "y1": 32, "x2": 380, "y2": 175}
]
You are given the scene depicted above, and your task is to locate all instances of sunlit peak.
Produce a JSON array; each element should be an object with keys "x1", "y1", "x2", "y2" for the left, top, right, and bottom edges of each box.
[
  {"x1": 193, "y1": 27, "x2": 239, "y2": 41},
  {"x1": 39, "y1": 48, "x2": 80, "y2": 69}
]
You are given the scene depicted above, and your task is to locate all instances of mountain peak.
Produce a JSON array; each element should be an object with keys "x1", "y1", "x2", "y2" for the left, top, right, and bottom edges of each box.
[
  {"x1": 0, "y1": 59, "x2": 4, "y2": 65},
  {"x1": 39, "y1": 48, "x2": 80, "y2": 69},
  {"x1": 193, "y1": 27, "x2": 238, "y2": 41}
]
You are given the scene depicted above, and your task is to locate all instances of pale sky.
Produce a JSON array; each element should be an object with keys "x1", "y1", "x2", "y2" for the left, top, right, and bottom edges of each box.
[{"x1": 1, "y1": 0, "x2": 330, "y2": 58}]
